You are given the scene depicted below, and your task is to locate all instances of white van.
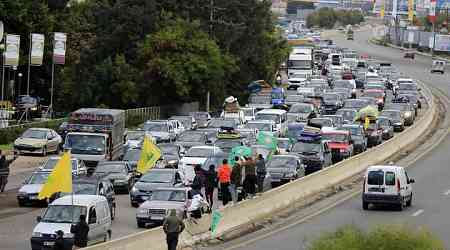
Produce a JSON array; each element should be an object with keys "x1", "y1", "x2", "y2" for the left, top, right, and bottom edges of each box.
[
  {"x1": 362, "y1": 165, "x2": 415, "y2": 211},
  {"x1": 31, "y1": 195, "x2": 112, "y2": 250},
  {"x1": 255, "y1": 109, "x2": 288, "y2": 137}
]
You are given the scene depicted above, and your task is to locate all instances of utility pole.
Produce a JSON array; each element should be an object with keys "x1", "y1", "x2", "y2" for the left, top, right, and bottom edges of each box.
[{"x1": 206, "y1": 0, "x2": 214, "y2": 113}]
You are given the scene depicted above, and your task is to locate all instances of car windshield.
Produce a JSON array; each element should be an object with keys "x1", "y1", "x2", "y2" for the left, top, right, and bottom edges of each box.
[
  {"x1": 268, "y1": 157, "x2": 297, "y2": 168},
  {"x1": 378, "y1": 118, "x2": 390, "y2": 126},
  {"x1": 340, "y1": 126, "x2": 362, "y2": 136},
  {"x1": 22, "y1": 129, "x2": 47, "y2": 139},
  {"x1": 178, "y1": 132, "x2": 204, "y2": 142},
  {"x1": 124, "y1": 149, "x2": 141, "y2": 161},
  {"x1": 286, "y1": 96, "x2": 304, "y2": 103},
  {"x1": 65, "y1": 134, "x2": 105, "y2": 155},
  {"x1": 186, "y1": 148, "x2": 213, "y2": 158},
  {"x1": 208, "y1": 119, "x2": 235, "y2": 129},
  {"x1": 42, "y1": 205, "x2": 86, "y2": 224},
  {"x1": 344, "y1": 100, "x2": 367, "y2": 109},
  {"x1": 43, "y1": 158, "x2": 77, "y2": 171},
  {"x1": 140, "y1": 171, "x2": 173, "y2": 183},
  {"x1": 247, "y1": 122, "x2": 272, "y2": 131},
  {"x1": 73, "y1": 183, "x2": 97, "y2": 195},
  {"x1": 192, "y1": 112, "x2": 209, "y2": 119},
  {"x1": 144, "y1": 123, "x2": 168, "y2": 132},
  {"x1": 291, "y1": 73, "x2": 308, "y2": 79},
  {"x1": 333, "y1": 81, "x2": 352, "y2": 89},
  {"x1": 277, "y1": 140, "x2": 290, "y2": 149},
  {"x1": 310, "y1": 119, "x2": 332, "y2": 127},
  {"x1": 290, "y1": 104, "x2": 312, "y2": 113},
  {"x1": 214, "y1": 140, "x2": 241, "y2": 149},
  {"x1": 95, "y1": 164, "x2": 126, "y2": 174},
  {"x1": 127, "y1": 131, "x2": 144, "y2": 140},
  {"x1": 399, "y1": 83, "x2": 417, "y2": 91},
  {"x1": 368, "y1": 170, "x2": 384, "y2": 185},
  {"x1": 288, "y1": 60, "x2": 312, "y2": 68},
  {"x1": 27, "y1": 172, "x2": 49, "y2": 184},
  {"x1": 323, "y1": 94, "x2": 338, "y2": 102},
  {"x1": 292, "y1": 142, "x2": 320, "y2": 153},
  {"x1": 256, "y1": 114, "x2": 279, "y2": 123},
  {"x1": 363, "y1": 91, "x2": 383, "y2": 98},
  {"x1": 336, "y1": 110, "x2": 356, "y2": 121},
  {"x1": 381, "y1": 111, "x2": 401, "y2": 119},
  {"x1": 365, "y1": 85, "x2": 383, "y2": 90},
  {"x1": 242, "y1": 109, "x2": 254, "y2": 116},
  {"x1": 159, "y1": 145, "x2": 179, "y2": 156},
  {"x1": 322, "y1": 133, "x2": 348, "y2": 142},
  {"x1": 150, "y1": 190, "x2": 186, "y2": 202}
]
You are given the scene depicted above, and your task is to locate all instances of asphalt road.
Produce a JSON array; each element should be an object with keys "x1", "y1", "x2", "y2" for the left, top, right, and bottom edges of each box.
[{"x1": 201, "y1": 28, "x2": 450, "y2": 250}]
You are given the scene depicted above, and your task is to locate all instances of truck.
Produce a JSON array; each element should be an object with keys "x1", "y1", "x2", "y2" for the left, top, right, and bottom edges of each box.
[
  {"x1": 63, "y1": 108, "x2": 126, "y2": 167},
  {"x1": 221, "y1": 96, "x2": 245, "y2": 126},
  {"x1": 247, "y1": 80, "x2": 273, "y2": 111},
  {"x1": 287, "y1": 47, "x2": 314, "y2": 77},
  {"x1": 271, "y1": 87, "x2": 286, "y2": 106}
]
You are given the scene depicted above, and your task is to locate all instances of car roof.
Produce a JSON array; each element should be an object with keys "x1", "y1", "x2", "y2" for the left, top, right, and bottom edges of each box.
[
  {"x1": 321, "y1": 129, "x2": 349, "y2": 135},
  {"x1": 367, "y1": 165, "x2": 403, "y2": 172},
  {"x1": 189, "y1": 145, "x2": 220, "y2": 150},
  {"x1": 27, "y1": 128, "x2": 52, "y2": 131},
  {"x1": 155, "y1": 187, "x2": 189, "y2": 192},
  {"x1": 51, "y1": 195, "x2": 106, "y2": 206},
  {"x1": 248, "y1": 120, "x2": 275, "y2": 124},
  {"x1": 256, "y1": 109, "x2": 287, "y2": 115}
]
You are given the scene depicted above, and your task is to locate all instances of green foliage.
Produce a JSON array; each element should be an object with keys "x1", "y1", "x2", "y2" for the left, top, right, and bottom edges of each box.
[
  {"x1": 0, "y1": 119, "x2": 66, "y2": 145},
  {"x1": 306, "y1": 8, "x2": 365, "y2": 29},
  {"x1": 307, "y1": 225, "x2": 445, "y2": 250}
]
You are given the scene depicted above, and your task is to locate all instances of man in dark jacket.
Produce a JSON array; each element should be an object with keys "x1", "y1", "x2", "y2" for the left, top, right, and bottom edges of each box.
[
  {"x1": 70, "y1": 214, "x2": 89, "y2": 248},
  {"x1": 53, "y1": 230, "x2": 66, "y2": 250},
  {"x1": 191, "y1": 165, "x2": 204, "y2": 196},
  {"x1": 243, "y1": 156, "x2": 257, "y2": 198},
  {"x1": 204, "y1": 165, "x2": 217, "y2": 212},
  {"x1": 163, "y1": 209, "x2": 185, "y2": 250},
  {"x1": 256, "y1": 154, "x2": 266, "y2": 193},
  {"x1": 0, "y1": 150, "x2": 16, "y2": 192},
  {"x1": 230, "y1": 156, "x2": 242, "y2": 204}
]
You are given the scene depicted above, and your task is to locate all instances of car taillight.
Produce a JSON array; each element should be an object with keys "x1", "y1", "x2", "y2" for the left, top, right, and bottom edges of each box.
[{"x1": 396, "y1": 179, "x2": 401, "y2": 194}]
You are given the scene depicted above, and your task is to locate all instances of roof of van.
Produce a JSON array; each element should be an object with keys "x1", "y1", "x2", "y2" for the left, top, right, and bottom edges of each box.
[
  {"x1": 256, "y1": 109, "x2": 287, "y2": 115},
  {"x1": 367, "y1": 165, "x2": 403, "y2": 172},
  {"x1": 51, "y1": 195, "x2": 107, "y2": 207}
]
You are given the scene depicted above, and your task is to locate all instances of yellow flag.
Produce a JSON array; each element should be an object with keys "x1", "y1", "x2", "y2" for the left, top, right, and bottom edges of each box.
[
  {"x1": 380, "y1": 1, "x2": 385, "y2": 18},
  {"x1": 364, "y1": 117, "x2": 370, "y2": 129},
  {"x1": 408, "y1": 0, "x2": 414, "y2": 22},
  {"x1": 137, "y1": 136, "x2": 162, "y2": 174},
  {"x1": 38, "y1": 152, "x2": 72, "y2": 200}
]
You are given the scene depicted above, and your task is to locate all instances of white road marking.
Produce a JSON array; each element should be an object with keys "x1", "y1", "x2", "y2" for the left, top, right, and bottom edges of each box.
[
  {"x1": 412, "y1": 209, "x2": 424, "y2": 217},
  {"x1": 443, "y1": 189, "x2": 450, "y2": 196}
]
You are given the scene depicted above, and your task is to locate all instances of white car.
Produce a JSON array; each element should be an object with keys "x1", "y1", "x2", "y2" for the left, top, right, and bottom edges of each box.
[
  {"x1": 14, "y1": 128, "x2": 62, "y2": 156},
  {"x1": 362, "y1": 165, "x2": 414, "y2": 211},
  {"x1": 178, "y1": 146, "x2": 225, "y2": 185},
  {"x1": 39, "y1": 156, "x2": 88, "y2": 176}
]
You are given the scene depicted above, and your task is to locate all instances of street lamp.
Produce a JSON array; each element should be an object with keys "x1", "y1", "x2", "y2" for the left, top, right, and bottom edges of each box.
[
  {"x1": 18, "y1": 72, "x2": 22, "y2": 96},
  {"x1": 0, "y1": 43, "x2": 5, "y2": 102}
]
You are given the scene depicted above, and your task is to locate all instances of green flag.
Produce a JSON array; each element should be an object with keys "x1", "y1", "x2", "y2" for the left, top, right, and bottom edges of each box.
[
  {"x1": 257, "y1": 131, "x2": 277, "y2": 150},
  {"x1": 228, "y1": 146, "x2": 252, "y2": 166},
  {"x1": 210, "y1": 210, "x2": 223, "y2": 235}
]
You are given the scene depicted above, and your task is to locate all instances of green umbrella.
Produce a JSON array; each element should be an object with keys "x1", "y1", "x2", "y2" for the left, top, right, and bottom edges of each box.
[
  {"x1": 228, "y1": 146, "x2": 252, "y2": 166},
  {"x1": 257, "y1": 131, "x2": 278, "y2": 150},
  {"x1": 355, "y1": 106, "x2": 379, "y2": 121}
]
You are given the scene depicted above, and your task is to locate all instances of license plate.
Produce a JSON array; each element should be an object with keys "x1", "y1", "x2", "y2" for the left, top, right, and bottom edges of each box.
[
  {"x1": 369, "y1": 187, "x2": 384, "y2": 192},
  {"x1": 141, "y1": 196, "x2": 149, "y2": 200},
  {"x1": 151, "y1": 215, "x2": 164, "y2": 221},
  {"x1": 43, "y1": 242, "x2": 54, "y2": 246}
]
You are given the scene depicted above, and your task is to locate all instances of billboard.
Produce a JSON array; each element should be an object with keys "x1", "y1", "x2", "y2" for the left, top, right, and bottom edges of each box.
[
  {"x1": 30, "y1": 33, "x2": 45, "y2": 66},
  {"x1": 435, "y1": 34, "x2": 450, "y2": 51},
  {"x1": 53, "y1": 32, "x2": 67, "y2": 65},
  {"x1": 4, "y1": 34, "x2": 20, "y2": 67}
]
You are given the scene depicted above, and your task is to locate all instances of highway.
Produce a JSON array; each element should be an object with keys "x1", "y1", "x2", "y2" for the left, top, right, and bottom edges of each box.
[{"x1": 200, "y1": 29, "x2": 450, "y2": 250}]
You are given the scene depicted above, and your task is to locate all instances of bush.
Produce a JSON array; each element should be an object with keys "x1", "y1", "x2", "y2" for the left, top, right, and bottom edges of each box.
[
  {"x1": 307, "y1": 225, "x2": 445, "y2": 250},
  {"x1": 306, "y1": 8, "x2": 365, "y2": 28}
]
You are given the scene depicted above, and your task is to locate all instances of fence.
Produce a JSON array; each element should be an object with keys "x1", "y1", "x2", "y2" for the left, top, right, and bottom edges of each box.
[
  {"x1": 125, "y1": 107, "x2": 160, "y2": 128},
  {"x1": 386, "y1": 26, "x2": 450, "y2": 53}
]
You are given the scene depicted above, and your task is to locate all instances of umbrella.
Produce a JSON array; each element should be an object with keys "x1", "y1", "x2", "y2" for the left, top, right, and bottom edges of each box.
[
  {"x1": 228, "y1": 146, "x2": 252, "y2": 166},
  {"x1": 355, "y1": 106, "x2": 379, "y2": 121}
]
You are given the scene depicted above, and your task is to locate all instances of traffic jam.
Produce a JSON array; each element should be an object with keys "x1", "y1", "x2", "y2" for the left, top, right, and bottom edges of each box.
[{"x1": 9, "y1": 35, "x2": 424, "y2": 249}]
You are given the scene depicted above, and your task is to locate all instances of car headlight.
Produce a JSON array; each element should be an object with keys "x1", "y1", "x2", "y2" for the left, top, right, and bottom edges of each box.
[
  {"x1": 131, "y1": 186, "x2": 138, "y2": 193},
  {"x1": 63, "y1": 233, "x2": 74, "y2": 239},
  {"x1": 32, "y1": 232, "x2": 42, "y2": 237},
  {"x1": 394, "y1": 122, "x2": 402, "y2": 126},
  {"x1": 137, "y1": 208, "x2": 148, "y2": 215},
  {"x1": 383, "y1": 129, "x2": 389, "y2": 133},
  {"x1": 31, "y1": 107, "x2": 38, "y2": 111},
  {"x1": 404, "y1": 112, "x2": 412, "y2": 117},
  {"x1": 168, "y1": 160, "x2": 177, "y2": 165}
]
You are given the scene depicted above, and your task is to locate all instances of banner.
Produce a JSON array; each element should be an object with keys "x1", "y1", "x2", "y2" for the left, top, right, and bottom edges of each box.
[
  {"x1": 408, "y1": 0, "x2": 414, "y2": 22},
  {"x1": 435, "y1": 35, "x2": 450, "y2": 51},
  {"x1": 53, "y1": 32, "x2": 67, "y2": 65},
  {"x1": 4, "y1": 34, "x2": 20, "y2": 67},
  {"x1": 30, "y1": 33, "x2": 45, "y2": 66},
  {"x1": 429, "y1": 0, "x2": 436, "y2": 23},
  {"x1": 380, "y1": 0, "x2": 385, "y2": 18},
  {"x1": 392, "y1": 0, "x2": 398, "y2": 17}
]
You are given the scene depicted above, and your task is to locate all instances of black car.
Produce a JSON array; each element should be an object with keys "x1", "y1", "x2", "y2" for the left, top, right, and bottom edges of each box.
[
  {"x1": 95, "y1": 161, "x2": 135, "y2": 194},
  {"x1": 378, "y1": 116, "x2": 395, "y2": 140},
  {"x1": 365, "y1": 121, "x2": 383, "y2": 147},
  {"x1": 381, "y1": 110, "x2": 405, "y2": 132},
  {"x1": 288, "y1": 103, "x2": 318, "y2": 122},
  {"x1": 321, "y1": 93, "x2": 343, "y2": 115},
  {"x1": 15, "y1": 95, "x2": 43, "y2": 118},
  {"x1": 290, "y1": 141, "x2": 332, "y2": 175},
  {"x1": 339, "y1": 124, "x2": 367, "y2": 154},
  {"x1": 123, "y1": 148, "x2": 141, "y2": 171},
  {"x1": 158, "y1": 143, "x2": 185, "y2": 168},
  {"x1": 129, "y1": 168, "x2": 182, "y2": 207},
  {"x1": 175, "y1": 131, "x2": 208, "y2": 150},
  {"x1": 266, "y1": 155, "x2": 305, "y2": 187}
]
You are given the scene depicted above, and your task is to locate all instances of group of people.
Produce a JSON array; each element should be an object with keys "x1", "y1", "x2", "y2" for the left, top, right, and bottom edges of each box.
[{"x1": 217, "y1": 154, "x2": 266, "y2": 206}]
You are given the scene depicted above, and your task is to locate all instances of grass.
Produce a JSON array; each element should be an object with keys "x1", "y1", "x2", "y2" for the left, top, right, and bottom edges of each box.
[{"x1": 0, "y1": 143, "x2": 13, "y2": 151}]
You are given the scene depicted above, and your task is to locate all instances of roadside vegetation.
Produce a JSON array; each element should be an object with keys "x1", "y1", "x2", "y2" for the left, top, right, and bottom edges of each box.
[
  {"x1": 307, "y1": 225, "x2": 445, "y2": 250},
  {"x1": 1, "y1": 0, "x2": 290, "y2": 111},
  {"x1": 306, "y1": 8, "x2": 365, "y2": 29}
]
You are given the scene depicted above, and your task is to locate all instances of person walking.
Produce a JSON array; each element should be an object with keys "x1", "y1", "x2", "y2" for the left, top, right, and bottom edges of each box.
[
  {"x1": 256, "y1": 154, "x2": 266, "y2": 193},
  {"x1": 217, "y1": 159, "x2": 231, "y2": 206},
  {"x1": 0, "y1": 150, "x2": 16, "y2": 192},
  {"x1": 243, "y1": 156, "x2": 257, "y2": 198},
  {"x1": 204, "y1": 165, "x2": 217, "y2": 212},
  {"x1": 70, "y1": 214, "x2": 89, "y2": 249},
  {"x1": 230, "y1": 156, "x2": 243, "y2": 204},
  {"x1": 53, "y1": 230, "x2": 66, "y2": 250},
  {"x1": 163, "y1": 209, "x2": 185, "y2": 250},
  {"x1": 191, "y1": 165, "x2": 204, "y2": 196}
]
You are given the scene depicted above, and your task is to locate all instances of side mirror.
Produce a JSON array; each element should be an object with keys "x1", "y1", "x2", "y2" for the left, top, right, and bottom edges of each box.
[{"x1": 36, "y1": 216, "x2": 42, "y2": 222}]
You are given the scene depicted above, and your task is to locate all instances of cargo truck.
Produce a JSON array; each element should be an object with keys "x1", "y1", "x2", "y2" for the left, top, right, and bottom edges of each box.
[{"x1": 63, "y1": 108, "x2": 126, "y2": 167}]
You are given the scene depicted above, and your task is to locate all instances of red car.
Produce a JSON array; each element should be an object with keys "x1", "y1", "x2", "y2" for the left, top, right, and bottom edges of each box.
[
  {"x1": 363, "y1": 89, "x2": 385, "y2": 110},
  {"x1": 320, "y1": 129, "x2": 354, "y2": 163}
]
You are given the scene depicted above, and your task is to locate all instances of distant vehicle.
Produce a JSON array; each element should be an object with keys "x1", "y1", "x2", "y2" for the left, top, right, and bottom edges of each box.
[
  {"x1": 241, "y1": 107, "x2": 256, "y2": 122},
  {"x1": 190, "y1": 112, "x2": 211, "y2": 128},
  {"x1": 17, "y1": 171, "x2": 50, "y2": 207},
  {"x1": 169, "y1": 115, "x2": 197, "y2": 131},
  {"x1": 321, "y1": 129, "x2": 353, "y2": 163},
  {"x1": 288, "y1": 103, "x2": 317, "y2": 122},
  {"x1": 266, "y1": 155, "x2": 305, "y2": 187},
  {"x1": 384, "y1": 102, "x2": 415, "y2": 126},
  {"x1": 362, "y1": 165, "x2": 414, "y2": 211},
  {"x1": 64, "y1": 109, "x2": 125, "y2": 167},
  {"x1": 176, "y1": 130, "x2": 209, "y2": 150},
  {"x1": 158, "y1": 143, "x2": 185, "y2": 168},
  {"x1": 364, "y1": 121, "x2": 383, "y2": 147},
  {"x1": 277, "y1": 138, "x2": 292, "y2": 154},
  {"x1": 381, "y1": 110, "x2": 405, "y2": 132},
  {"x1": 377, "y1": 116, "x2": 395, "y2": 140},
  {"x1": 14, "y1": 128, "x2": 62, "y2": 156},
  {"x1": 287, "y1": 73, "x2": 308, "y2": 87},
  {"x1": 343, "y1": 99, "x2": 369, "y2": 111},
  {"x1": 346, "y1": 29, "x2": 354, "y2": 40},
  {"x1": 130, "y1": 168, "x2": 182, "y2": 207},
  {"x1": 124, "y1": 130, "x2": 146, "y2": 149},
  {"x1": 339, "y1": 124, "x2": 367, "y2": 154},
  {"x1": 431, "y1": 60, "x2": 445, "y2": 74},
  {"x1": 31, "y1": 195, "x2": 112, "y2": 249},
  {"x1": 143, "y1": 120, "x2": 177, "y2": 143},
  {"x1": 291, "y1": 140, "x2": 332, "y2": 175},
  {"x1": 14, "y1": 95, "x2": 42, "y2": 118},
  {"x1": 255, "y1": 109, "x2": 288, "y2": 137},
  {"x1": 403, "y1": 50, "x2": 415, "y2": 59},
  {"x1": 94, "y1": 161, "x2": 134, "y2": 193},
  {"x1": 207, "y1": 118, "x2": 239, "y2": 130},
  {"x1": 178, "y1": 146, "x2": 225, "y2": 185},
  {"x1": 308, "y1": 117, "x2": 334, "y2": 129},
  {"x1": 336, "y1": 108, "x2": 357, "y2": 124},
  {"x1": 321, "y1": 93, "x2": 343, "y2": 115},
  {"x1": 123, "y1": 148, "x2": 141, "y2": 171},
  {"x1": 39, "y1": 156, "x2": 87, "y2": 176}
]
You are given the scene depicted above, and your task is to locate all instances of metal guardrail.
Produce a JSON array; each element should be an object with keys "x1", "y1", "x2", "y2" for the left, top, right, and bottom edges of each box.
[{"x1": 124, "y1": 106, "x2": 160, "y2": 125}]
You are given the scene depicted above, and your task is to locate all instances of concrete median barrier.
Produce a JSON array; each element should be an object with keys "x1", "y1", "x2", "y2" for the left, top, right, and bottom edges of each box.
[{"x1": 85, "y1": 81, "x2": 436, "y2": 250}]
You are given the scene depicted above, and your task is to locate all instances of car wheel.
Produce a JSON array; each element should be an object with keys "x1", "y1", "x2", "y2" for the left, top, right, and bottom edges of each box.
[
  {"x1": 406, "y1": 194, "x2": 412, "y2": 207},
  {"x1": 362, "y1": 201, "x2": 369, "y2": 210},
  {"x1": 137, "y1": 221, "x2": 146, "y2": 228},
  {"x1": 42, "y1": 147, "x2": 47, "y2": 156}
]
